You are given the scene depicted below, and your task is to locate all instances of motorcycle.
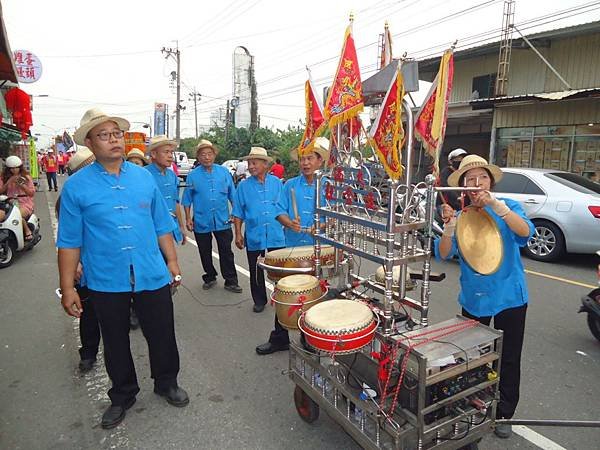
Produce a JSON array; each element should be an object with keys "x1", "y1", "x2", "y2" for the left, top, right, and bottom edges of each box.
[
  {"x1": 0, "y1": 194, "x2": 42, "y2": 268},
  {"x1": 579, "y1": 250, "x2": 600, "y2": 342}
]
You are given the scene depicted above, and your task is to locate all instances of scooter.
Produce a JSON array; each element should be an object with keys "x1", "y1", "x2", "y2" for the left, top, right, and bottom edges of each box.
[
  {"x1": 579, "y1": 250, "x2": 600, "y2": 342},
  {"x1": 0, "y1": 194, "x2": 42, "y2": 268}
]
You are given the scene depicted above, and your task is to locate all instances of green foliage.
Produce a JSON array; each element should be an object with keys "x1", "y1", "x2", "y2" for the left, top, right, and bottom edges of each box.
[{"x1": 179, "y1": 124, "x2": 304, "y2": 178}]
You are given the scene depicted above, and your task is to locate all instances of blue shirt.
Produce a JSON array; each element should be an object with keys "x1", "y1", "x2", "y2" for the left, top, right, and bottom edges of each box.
[
  {"x1": 232, "y1": 175, "x2": 285, "y2": 251},
  {"x1": 182, "y1": 164, "x2": 235, "y2": 233},
  {"x1": 434, "y1": 198, "x2": 534, "y2": 317},
  {"x1": 146, "y1": 163, "x2": 182, "y2": 243},
  {"x1": 57, "y1": 161, "x2": 175, "y2": 293},
  {"x1": 277, "y1": 174, "x2": 325, "y2": 247}
]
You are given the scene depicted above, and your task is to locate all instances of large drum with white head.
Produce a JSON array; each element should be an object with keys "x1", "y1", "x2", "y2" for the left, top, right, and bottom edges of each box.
[
  {"x1": 299, "y1": 300, "x2": 378, "y2": 354},
  {"x1": 262, "y1": 245, "x2": 335, "y2": 282},
  {"x1": 374, "y1": 265, "x2": 415, "y2": 291},
  {"x1": 271, "y1": 274, "x2": 327, "y2": 330}
]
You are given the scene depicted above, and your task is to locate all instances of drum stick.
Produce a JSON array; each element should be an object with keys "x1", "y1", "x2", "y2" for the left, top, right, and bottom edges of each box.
[{"x1": 290, "y1": 188, "x2": 299, "y2": 221}]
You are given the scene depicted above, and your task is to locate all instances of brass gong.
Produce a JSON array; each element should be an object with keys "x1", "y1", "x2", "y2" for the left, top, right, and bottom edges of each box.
[{"x1": 456, "y1": 207, "x2": 503, "y2": 275}]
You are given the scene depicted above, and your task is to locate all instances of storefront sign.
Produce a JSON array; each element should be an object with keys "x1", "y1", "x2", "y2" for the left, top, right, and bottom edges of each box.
[{"x1": 13, "y1": 50, "x2": 43, "y2": 83}]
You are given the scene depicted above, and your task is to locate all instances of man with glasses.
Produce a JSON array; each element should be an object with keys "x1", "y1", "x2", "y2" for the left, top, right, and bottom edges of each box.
[
  {"x1": 183, "y1": 139, "x2": 242, "y2": 293},
  {"x1": 57, "y1": 108, "x2": 189, "y2": 430},
  {"x1": 146, "y1": 135, "x2": 186, "y2": 246}
]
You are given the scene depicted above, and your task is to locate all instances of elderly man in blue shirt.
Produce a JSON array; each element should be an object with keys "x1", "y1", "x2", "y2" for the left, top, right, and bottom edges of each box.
[
  {"x1": 146, "y1": 135, "x2": 186, "y2": 246},
  {"x1": 232, "y1": 147, "x2": 285, "y2": 313},
  {"x1": 255, "y1": 137, "x2": 329, "y2": 355},
  {"x1": 57, "y1": 108, "x2": 188, "y2": 430},
  {"x1": 183, "y1": 139, "x2": 242, "y2": 293}
]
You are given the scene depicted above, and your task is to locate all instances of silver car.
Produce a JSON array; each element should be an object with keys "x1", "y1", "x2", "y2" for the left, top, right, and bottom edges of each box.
[{"x1": 494, "y1": 168, "x2": 600, "y2": 262}]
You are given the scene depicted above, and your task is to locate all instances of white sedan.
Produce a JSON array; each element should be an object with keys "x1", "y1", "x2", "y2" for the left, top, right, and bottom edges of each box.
[{"x1": 494, "y1": 168, "x2": 600, "y2": 262}]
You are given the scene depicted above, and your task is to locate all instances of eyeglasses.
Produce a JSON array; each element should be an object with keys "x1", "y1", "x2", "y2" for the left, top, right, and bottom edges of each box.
[{"x1": 95, "y1": 130, "x2": 124, "y2": 141}]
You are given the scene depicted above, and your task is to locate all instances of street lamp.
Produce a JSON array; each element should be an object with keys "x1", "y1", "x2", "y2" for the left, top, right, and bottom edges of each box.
[{"x1": 130, "y1": 121, "x2": 152, "y2": 137}]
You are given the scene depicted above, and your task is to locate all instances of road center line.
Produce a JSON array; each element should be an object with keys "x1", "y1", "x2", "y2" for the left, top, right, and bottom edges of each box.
[{"x1": 524, "y1": 269, "x2": 596, "y2": 289}]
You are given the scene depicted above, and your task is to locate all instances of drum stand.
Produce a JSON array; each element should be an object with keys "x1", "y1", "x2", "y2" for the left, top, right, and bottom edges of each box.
[{"x1": 288, "y1": 101, "x2": 504, "y2": 449}]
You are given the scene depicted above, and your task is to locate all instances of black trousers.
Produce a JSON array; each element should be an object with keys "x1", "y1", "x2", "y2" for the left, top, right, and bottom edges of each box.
[
  {"x1": 269, "y1": 314, "x2": 290, "y2": 346},
  {"x1": 462, "y1": 304, "x2": 527, "y2": 419},
  {"x1": 46, "y1": 172, "x2": 57, "y2": 190},
  {"x1": 77, "y1": 285, "x2": 100, "y2": 361},
  {"x1": 246, "y1": 246, "x2": 283, "y2": 307},
  {"x1": 89, "y1": 284, "x2": 180, "y2": 406},
  {"x1": 194, "y1": 229, "x2": 238, "y2": 285}
]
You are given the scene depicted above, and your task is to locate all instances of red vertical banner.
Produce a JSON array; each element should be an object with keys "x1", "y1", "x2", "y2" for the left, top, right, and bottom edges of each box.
[
  {"x1": 368, "y1": 63, "x2": 405, "y2": 180},
  {"x1": 324, "y1": 23, "x2": 364, "y2": 129},
  {"x1": 298, "y1": 77, "x2": 325, "y2": 158},
  {"x1": 414, "y1": 49, "x2": 454, "y2": 176}
]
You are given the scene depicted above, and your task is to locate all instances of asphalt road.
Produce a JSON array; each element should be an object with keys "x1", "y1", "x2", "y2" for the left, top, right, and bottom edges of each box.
[{"x1": 1, "y1": 179, "x2": 598, "y2": 450}]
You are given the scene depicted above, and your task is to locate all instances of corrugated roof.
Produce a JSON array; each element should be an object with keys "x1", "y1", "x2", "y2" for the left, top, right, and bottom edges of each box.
[
  {"x1": 418, "y1": 20, "x2": 600, "y2": 73},
  {"x1": 467, "y1": 87, "x2": 600, "y2": 104}
]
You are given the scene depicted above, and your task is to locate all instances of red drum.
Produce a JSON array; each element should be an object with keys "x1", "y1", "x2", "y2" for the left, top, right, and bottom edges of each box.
[{"x1": 299, "y1": 300, "x2": 378, "y2": 354}]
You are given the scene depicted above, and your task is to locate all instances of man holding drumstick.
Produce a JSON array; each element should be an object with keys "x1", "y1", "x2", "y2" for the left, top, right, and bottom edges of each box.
[{"x1": 255, "y1": 137, "x2": 329, "y2": 355}]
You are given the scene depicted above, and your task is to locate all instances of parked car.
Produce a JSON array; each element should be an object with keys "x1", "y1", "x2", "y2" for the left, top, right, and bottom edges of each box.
[
  {"x1": 174, "y1": 151, "x2": 192, "y2": 179},
  {"x1": 494, "y1": 168, "x2": 600, "y2": 262}
]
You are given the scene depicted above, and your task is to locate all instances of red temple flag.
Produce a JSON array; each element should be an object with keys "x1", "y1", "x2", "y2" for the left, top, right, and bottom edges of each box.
[
  {"x1": 298, "y1": 75, "x2": 325, "y2": 157},
  {"x1": 368, "y1": 62, "x2": 405, "y2": 180},
  {"x1": 324, "y1": 23, "x2": 364, "y2": 129},
  {"x1": 414, "y1": 49, "x2": 454, "y2": 176}
]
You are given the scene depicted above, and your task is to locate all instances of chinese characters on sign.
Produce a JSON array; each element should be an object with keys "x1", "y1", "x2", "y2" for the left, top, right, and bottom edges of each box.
[{"x1": 13, "y1": 50, "x2": 43, "y2": 83}]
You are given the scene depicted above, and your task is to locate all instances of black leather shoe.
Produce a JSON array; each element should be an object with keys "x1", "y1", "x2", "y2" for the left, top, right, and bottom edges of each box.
[
  {"x1": 256, "y1": 342, "x2": 289, "y2": 355},
  {"x1": 224, "y1": 283, "x2": 243, "y2": 293},
  {"x1": 101, "y1": 398, "x2": 136, "y2": 429},
  {"x1": 253, "y1": 304, "x2": 265, "y2": 313},
  {"x1": 154, "y1": 386, "x2": 189, "y2": 407},
  {"x1": 202, "y1": 280, "x2": 217, "y2": 290},
  {"x1": 79, "y1": 358, "x2": 96, "y2": 373}
]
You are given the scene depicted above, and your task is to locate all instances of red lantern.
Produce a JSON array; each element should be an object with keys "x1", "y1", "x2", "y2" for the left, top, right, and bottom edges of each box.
[{"x1": 4, "y1": 87, "x2": 33, "y2": 138}]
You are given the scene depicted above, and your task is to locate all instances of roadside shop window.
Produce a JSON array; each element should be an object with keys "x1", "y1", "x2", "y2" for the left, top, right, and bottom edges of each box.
[
  {"x1": 497, "y1": 127, "x2": 533, "y2": 138},
  {"x1": 496, "y1": 137, "x2": 533, "y2": 167},
  {"x1": 572, "y1": 135, "x2": 600, "y2": 177}
]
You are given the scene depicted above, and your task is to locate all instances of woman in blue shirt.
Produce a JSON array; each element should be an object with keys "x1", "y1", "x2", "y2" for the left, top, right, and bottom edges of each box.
[{"x1": 437, "y1": 155, "x2": 534, "y2": 439}]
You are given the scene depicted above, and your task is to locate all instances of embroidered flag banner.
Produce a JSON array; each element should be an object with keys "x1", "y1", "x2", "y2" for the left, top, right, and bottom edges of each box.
[
  {"x1": 368, "y1": 62, "x2": 405, "y2": 180},
  {"x1": 324, "y1": 23, "x2": 364, "y2": 129},
  {"x1": 380, "y1": 21, "x2": 393, "y2": 69},
  {"x1": 414, "y1": 49, "x2": 454, "y2": 176},
  {"x1": 298, "y1": 75, "x2": 325, "y2": 157}
]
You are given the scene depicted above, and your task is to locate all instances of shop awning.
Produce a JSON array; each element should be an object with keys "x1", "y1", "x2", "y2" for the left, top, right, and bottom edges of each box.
[
  {"x1": 0, "y1": 122, "x2": 24, "y2": 143},
  {"x1": 0, "y1": 3, "x2": 18, "y2": 83}
]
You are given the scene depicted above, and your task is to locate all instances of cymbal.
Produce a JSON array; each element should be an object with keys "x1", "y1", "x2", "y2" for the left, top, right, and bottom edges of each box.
[{"x1": 456, "y1": 207, "x2": 503, "y2": 275}]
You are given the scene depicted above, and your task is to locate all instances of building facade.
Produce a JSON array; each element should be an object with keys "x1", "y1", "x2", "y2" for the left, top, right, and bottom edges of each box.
[{"x1": 418, "y1": 21, "x2": 600, "y2": 180}]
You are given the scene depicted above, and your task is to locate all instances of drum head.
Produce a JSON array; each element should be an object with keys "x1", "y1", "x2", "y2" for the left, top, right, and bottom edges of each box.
[
  {"x1": 266, "y1": 245, "x2": 333, "y2": 260},
  {"x1": 277, "y1": 274, "x2": 319, "y2": 291},
  {"x1": 305, "y1": 300, "x2": 373, "y2": 332},
  {"x1": 456, "y1": 207, "x2": 503, "y2": 275},
  {"x1": 375, "y1": 265, "x2": 403, "y2": 283}
]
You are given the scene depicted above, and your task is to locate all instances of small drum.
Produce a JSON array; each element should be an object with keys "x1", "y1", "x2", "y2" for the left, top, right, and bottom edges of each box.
[
  {"x1": 300, "y1": 300, "x2": 378, "y2": 354},
  {"x1": 375, "y1": 266, "x2": 415, "y2": 291},
  {"x1": 262, "y1": 245, "x2": 335, "y2": 282},
  {"x1": 271, "y1": 274, "x2": 327, "y2": 330}
]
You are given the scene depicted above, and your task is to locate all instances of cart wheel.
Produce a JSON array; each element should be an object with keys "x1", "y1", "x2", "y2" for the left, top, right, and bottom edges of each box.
[{"x1": 294, "y1": 385, "x2": 319, "y2": 423}]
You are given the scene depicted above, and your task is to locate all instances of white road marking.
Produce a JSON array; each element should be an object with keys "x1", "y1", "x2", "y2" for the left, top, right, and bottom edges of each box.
[
  {"x1": 185, "y1": 236, "x2": 274, "y2": 291},
  {"x1": 513, "y1": 426, "x2": 568, "y2": 450}
]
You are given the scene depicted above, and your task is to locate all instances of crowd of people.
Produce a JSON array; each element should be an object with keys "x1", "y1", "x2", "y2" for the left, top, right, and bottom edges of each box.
[
  {"x1": 53, "y1": 107, "x2": 330, "y2": 430},
  {"x1": 46, "y1": 106, "x2": 530, "y2": 439}
]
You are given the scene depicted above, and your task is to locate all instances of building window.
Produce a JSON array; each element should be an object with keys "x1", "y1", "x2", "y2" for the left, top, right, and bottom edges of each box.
[
  {"x1": 496, "y1": 124, "x2": 600, "y2": 178},
  {"x1": 471, "y1": 74, "x2": 497, "y2": 99}
]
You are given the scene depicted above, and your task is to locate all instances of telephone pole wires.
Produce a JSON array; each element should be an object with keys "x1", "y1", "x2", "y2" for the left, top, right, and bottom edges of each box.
[
  {"x1": 189, "y1": 89, "x2": 201, "y2": 139},
  {"x1": 161, "y1": 42, "x2": 182, "y2": 143}
]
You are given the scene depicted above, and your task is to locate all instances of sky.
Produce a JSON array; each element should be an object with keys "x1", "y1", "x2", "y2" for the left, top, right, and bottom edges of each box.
[{"x1": 4, "y1": 0, "x2": 600, "y2": 148}]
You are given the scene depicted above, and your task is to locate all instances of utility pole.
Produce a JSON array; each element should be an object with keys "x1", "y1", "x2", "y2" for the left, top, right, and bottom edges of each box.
[
  {"x1": 495, "y1": 0, "x2": 515, "y2": 97},
  {"x1": 161, "y1": 42, "x2": 182, "y2": 143},
  {"x1": 189, "y1": 89, "x2": 201, "y2": 139}
]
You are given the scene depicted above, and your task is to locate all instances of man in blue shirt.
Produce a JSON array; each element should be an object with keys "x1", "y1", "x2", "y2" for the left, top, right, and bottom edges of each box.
[
  {"x1": 57, "y1": 108, "x2": 189, "y2": 430},
  {"x1": 183, "y1": 140, "x2": 242, "y2": 293},
  {"x1": 146, "y1": 135, "x2": 186, "y2": 245},
  {"x1": 255, "y1": 137, "x2": 329, "y2": 355},
  {"x1": 232, "y1": 147, "x2": 285, "y2": 313}
]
